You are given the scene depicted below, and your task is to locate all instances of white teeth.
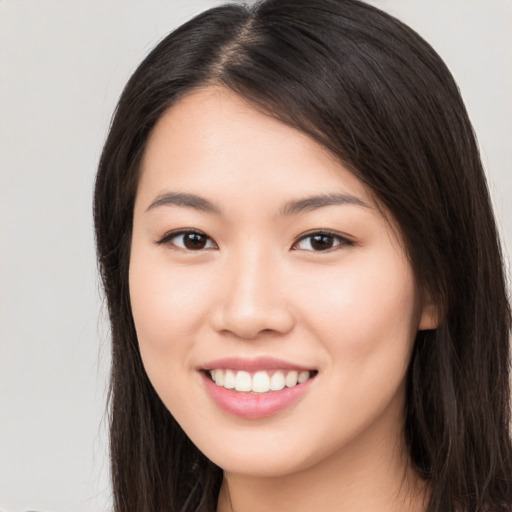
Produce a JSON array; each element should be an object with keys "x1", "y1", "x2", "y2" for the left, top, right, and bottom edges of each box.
[
  {"x1": 270, "y1": 371, "x2": 285, "y2": 391},
  {"x1": 213, "y1": 369, "x2": 224, "y2": 386},
  {"x1": 285, "y1": 370, "x2": 298, "y2": 387},
  {"x1": 234, "y1": 370, "x2": 252, "y2": 392},
  {"x1": 209, "y1": 369, "x2": 312, "y2": 393},
  {"x1": 252, "y1": 371, "x2": 271, "y2": 393},
  {"x1": 270, "y1": 371, "x2": 284, "y2": 391},
  {"x1": 224, "y1": 370, "x2": 236, "y2": 389},
  {"x1": 298, "y1": 370, "x2": 309, "y2": 383}
]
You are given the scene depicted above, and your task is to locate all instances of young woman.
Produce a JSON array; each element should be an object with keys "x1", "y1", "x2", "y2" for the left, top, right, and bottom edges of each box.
[{"x1": 93, "y1": 0, "x2": 512, "y2": 510}]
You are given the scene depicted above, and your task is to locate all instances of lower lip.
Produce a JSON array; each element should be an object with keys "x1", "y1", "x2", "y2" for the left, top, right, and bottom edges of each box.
[{"x1": 201, "y1": 372, "x2": 315, "y2": 419}]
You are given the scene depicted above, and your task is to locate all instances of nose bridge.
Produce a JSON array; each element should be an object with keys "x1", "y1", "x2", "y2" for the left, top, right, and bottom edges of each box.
[{"x1": 212, "y1": 242, "x2": 294, "y2": 339}]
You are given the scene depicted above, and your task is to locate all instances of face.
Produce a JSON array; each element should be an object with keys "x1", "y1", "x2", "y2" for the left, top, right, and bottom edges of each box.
[{"x1": 129, "y1": 87, "x2": 436, "y2": 477}]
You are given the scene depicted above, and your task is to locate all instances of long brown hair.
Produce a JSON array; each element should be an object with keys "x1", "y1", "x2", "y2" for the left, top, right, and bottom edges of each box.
[{"x1": 94, "y1": 1, "x2": 512, "y2": 510}]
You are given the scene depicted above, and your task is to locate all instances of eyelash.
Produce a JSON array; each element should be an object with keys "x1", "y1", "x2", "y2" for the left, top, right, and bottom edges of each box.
[{"x1": 155, "y1": 229, "x2": 355, "y2": 253}]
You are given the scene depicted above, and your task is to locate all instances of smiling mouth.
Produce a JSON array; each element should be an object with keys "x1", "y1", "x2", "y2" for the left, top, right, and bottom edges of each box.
[{"x1": 205, "y1": 369, "x2": 318, "y2": 394}]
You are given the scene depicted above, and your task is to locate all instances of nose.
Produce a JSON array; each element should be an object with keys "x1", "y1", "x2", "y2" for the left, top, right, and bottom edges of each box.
[{"x1": 210, "y1": 247, "x2": 295, "y2": 340}]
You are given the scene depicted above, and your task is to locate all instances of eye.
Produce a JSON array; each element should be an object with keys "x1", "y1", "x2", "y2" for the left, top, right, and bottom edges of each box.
[
  {"x1": 156, "y1": 230, "x2": 217, "y2": 251},
  {"x1": 292, "y1": 231, "x2": 354, "y2": 252}
]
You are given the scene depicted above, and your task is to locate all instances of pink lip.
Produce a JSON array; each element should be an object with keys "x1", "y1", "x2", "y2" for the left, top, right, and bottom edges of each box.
[
  {"x1": 201, "y1": 356, "x2": 312, "y2": 372},
  {"x1": 200, "y1": 370, "x2": 316, "y2": 420}
]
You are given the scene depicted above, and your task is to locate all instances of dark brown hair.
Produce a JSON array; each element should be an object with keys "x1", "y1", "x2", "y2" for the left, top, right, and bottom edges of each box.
[{"x1": 94, "y1": 1, "x2": 512, "y2": 510}]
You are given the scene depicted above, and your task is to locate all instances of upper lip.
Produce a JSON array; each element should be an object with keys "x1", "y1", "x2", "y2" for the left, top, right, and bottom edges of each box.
[{"x1": 201, "y1": 356, "x2": 314, "y2": 372}]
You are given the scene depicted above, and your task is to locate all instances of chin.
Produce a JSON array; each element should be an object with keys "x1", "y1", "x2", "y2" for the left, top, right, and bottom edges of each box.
[
  {"x1": 208, "y1": 449, "x2": 311, "y2": 478},
  {"x1": 188, "y1": 421, "x2": 343, "y2": 479}
]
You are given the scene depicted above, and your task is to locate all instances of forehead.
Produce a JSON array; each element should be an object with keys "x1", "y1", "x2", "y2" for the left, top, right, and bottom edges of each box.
[{"x1": 138, "y1": 86, "x2": 376, "y2": 210}]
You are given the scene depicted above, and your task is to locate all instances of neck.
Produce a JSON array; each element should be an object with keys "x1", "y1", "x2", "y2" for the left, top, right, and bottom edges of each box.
[{"x1": 216, "y1": 424, "x2": 428, "y2": 512}]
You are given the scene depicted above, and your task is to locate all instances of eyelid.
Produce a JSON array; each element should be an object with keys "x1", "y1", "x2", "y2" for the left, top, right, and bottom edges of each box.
[
  {"x1": 155, "y1": 229, "x2": 218, "y2": 250},
  {"x1": 156, "y1": 228, "x2": 354, "y2": 253},
  {"x1": 292, "y1": 230, "x2": 355, "y2": 252}
]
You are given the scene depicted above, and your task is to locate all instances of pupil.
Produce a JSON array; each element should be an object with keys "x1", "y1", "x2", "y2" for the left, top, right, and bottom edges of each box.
[
  {"x1": 311, "y1": 234, "x2": 333, "y2": 251},
  {"x1": 184, "y1": 233, "x2": 206, "y2": 250}
]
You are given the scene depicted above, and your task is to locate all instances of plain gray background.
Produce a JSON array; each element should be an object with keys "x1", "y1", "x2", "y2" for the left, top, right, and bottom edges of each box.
[{"x1": 0, "y1": 1, "x2": 510, "y2": 511}]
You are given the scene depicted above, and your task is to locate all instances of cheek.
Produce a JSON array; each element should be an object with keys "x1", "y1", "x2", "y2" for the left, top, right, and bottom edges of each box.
[
  {"x1": 130, "y1": 269, "x2": 206, "y2": 342},
  {"x1": 308, "y1": 258, "x2": 415, "y2": 320},
  {"x1": 128, "y1": 247, "x2": 211, "y2": 395},
  {"x1": 285, "y1": 254, "x2": 419, "y2": 454},
  {"x1": 300, "y1": 249, "x2": 419, "y2": 385}
]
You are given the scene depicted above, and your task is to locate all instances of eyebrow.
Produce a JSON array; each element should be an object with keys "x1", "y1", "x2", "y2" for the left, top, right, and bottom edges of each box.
[
  {"x1": 146, "y1": 191, "x2": 369, "y2": 216},
  {"x1": 147, "y1": 192, "x2": 221, "y2": 214},
  {"x1": 279, "y1": 192, "x2": 369, "y2": 216}
]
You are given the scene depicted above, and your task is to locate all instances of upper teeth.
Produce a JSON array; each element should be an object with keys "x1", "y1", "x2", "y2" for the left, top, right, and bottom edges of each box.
[{"x1": 209, "y1": 369, "x2": 311, "y2": 393}]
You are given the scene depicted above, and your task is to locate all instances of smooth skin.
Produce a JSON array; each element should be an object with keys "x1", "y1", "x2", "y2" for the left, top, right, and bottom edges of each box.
[{"x1": 129, "y1": 87, "x2": 437, "y2": 512}]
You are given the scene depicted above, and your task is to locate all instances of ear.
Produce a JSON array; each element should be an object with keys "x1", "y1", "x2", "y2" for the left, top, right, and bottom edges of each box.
[{"x1": 418, "y1": 296, "x2": 441, "y2": 331}]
